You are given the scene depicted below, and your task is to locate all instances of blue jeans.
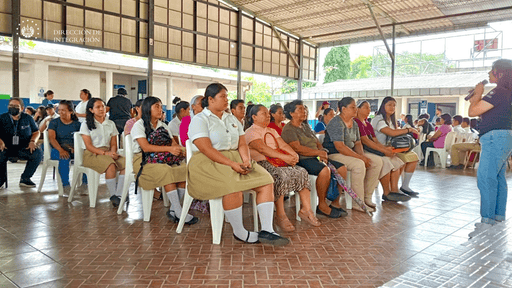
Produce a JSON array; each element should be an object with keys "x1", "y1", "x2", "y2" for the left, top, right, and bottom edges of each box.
[
  {"x1": 50, "y1": 149, "x2": 87, "y2": 187},
  {"x1": 477, "y1": 130, "x2": 512, "y2": 224},
  {"x1": 0, "y1": 147, "x2": 42, "y2": 182}
]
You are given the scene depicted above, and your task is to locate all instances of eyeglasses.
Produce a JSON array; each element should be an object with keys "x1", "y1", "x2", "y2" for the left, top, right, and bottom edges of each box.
[{"x1": 8, "y1": 105, "x2": 21, "y2": 109}]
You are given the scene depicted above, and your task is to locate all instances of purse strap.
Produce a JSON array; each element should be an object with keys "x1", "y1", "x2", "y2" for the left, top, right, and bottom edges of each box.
[{"x1": 263, "y1": 132, "x2": 280, "y2": 150}]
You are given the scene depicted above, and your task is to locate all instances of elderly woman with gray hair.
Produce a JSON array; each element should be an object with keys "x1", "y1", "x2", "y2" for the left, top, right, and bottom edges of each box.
[{"x1": 179, "y1": 95, "x2": 204, "y2": 146}]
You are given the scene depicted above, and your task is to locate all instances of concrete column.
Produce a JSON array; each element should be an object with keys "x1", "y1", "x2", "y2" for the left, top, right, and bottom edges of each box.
[
  {"x1": 401, "y1": 97, "x2": 408, "y2": 116},
  {"x1": 458, "y1": 96, "x2": 467, "y2": 116},
  {"x1": 29, "y1": 60, "x2": 49, "y2": 104},
  {"x1": 105, "y1": 71, "x2": 113, "y2": 101},
  {"x1": 166, "y1": 77, "x2": 173, "y2": 107}
]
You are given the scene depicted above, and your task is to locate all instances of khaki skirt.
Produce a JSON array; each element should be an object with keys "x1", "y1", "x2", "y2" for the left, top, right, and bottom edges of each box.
[
  {"x1": 83, "y1": 147, "x2": 125, "y2": 174},
  {"x1": 133, "y1": 153, "x2": 186, "y2": 190},
  {"x1": 187, "y1": 150, "x2": 274, "y2": 200},
  {"x1": 396, "y1": 151, "x2": 419, "y2": 163}
]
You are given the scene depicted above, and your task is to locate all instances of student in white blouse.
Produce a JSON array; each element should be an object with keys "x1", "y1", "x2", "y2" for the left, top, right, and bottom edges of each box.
[
  {"x1": 79, "y1": 98, "x2": 126, "y2": 207},
  {"x1": 130, "y1": 97, "x2": 195, "y2": 224},
  {"x1": 188, "y1": 83, "x2": 289, "y2": 246},
  {"x1": 75, "y1": 89, "x2": 91, "y2": 123},
  {"x1": 168, "y1": 97, "x2": 189, "y2": 145}
]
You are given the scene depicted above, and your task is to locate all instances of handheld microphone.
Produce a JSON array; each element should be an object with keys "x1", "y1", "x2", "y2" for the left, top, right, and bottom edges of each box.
[{"x1": 465, "y1": 80, "x2": 489, "y2": 101}]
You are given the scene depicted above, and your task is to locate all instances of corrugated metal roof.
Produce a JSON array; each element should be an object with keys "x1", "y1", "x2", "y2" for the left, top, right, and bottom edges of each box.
[{"x1": 226, "y1": 0, "x2": 512, "y2": 46}]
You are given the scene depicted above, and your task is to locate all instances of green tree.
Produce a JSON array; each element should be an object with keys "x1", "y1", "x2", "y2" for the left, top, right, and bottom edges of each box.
[
  {"x1": 280, "y1": 79, "x2": 316, "y2": 94},
  {"x1": 372, "y1": 52, "x2": 449, "y2": 76},
  {"x1": 350, "y1": 55, "x2": 373, "y2": 79},
  {"x1": 228, "y1": 76, "x2": 273, "y2": 107},
  {"x1": 323, "y1": 46, "x2": 351, "y2": 83}
]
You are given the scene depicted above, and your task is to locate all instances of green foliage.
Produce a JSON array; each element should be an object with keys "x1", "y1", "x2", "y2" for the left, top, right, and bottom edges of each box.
[
  {"x1": 228, "y1": 76, "x2": 273, "y2": 107},
  {"x1": 372, "y1": 51, "x2": 450, "y2": 76},
  {"x1": 350, "y1": 55, "x2": 373, "y2": 79},
  {"x1": 281, "y1": 79, "x2": 317, "y2": 94},
  {"x1": 323, "y1": 46, "x2": 351, "y2": 83}
]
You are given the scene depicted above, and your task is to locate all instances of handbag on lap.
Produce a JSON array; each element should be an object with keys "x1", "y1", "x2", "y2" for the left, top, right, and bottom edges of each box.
[{"x1": 263, "y1": 132, "x2": 290, "y2": 167}]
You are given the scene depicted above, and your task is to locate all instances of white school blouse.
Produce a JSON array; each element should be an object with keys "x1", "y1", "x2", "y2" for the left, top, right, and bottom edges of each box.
[
  {"x1": 79, "y1": 118, "x2": 118, "y2": 148},
  {"x1": 130, "y1": 119, "x2": 168, "y2": 153},
  {"x1": 168, "y1": 117, "x2": 181, "y2": 137},
  {"x1": 188, "y1": 108, "x2": 244, "y2": 153},
  {"x1": 75, "y1": 100, "x2": 89, "y2": 123}
]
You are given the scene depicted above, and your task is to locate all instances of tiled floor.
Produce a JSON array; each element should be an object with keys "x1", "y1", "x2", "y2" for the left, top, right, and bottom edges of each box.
[{"x1": 0, "y1": 162, "x2": 511, "y2": 288}]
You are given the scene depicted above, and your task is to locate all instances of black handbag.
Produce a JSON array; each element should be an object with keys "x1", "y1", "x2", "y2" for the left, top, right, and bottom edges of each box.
[
  {"x1": 363, "y1": 134, "x2": 385, "y2": 156},
  {"x1": 389, "y1": 134, "x2": 416, "y2": 152}
]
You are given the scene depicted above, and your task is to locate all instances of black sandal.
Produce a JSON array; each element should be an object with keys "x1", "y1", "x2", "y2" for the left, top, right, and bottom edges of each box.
[
  {"x1": 233, "y1": 232, "x2": 260, "y2": 244},
  {"x1": 166, "y1": 210, "x2": 199, "y2": 225}
]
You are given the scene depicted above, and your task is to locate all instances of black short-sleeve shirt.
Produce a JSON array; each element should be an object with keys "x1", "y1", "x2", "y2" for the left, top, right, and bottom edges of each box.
[
  {"x1": 107, "y1": 95, "x2": 132, "y2": 122},
  {"x1": 48, "y1": 118, "x2": 81, "y2": 150},
  {"x1": 0, "y1": 112, "x2": 38, "y2": 150},
  {"x1": 478, "y1": 87, "x2": 512, "y2": 136}
]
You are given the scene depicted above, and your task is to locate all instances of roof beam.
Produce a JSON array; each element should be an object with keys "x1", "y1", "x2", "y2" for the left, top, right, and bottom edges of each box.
[
  {"x1": 309, "y1": 5, "x2": 512, "y2": 40},
  {"x1": 271, "y1": 25, "x2": 299, "y2": 69},
  {"x1": 366, "y1": 2, "x2": 394, "y2": 60}
]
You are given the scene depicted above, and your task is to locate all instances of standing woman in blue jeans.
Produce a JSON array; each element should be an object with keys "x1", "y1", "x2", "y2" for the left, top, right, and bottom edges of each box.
[{"x1": 468, "y1": 59, "x2": 512, "y2": 238}]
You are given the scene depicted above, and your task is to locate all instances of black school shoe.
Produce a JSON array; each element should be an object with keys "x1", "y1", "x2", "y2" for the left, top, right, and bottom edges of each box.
[
  {"x1": 258, "y1": 231, "x2": 290, "y2": 246},
  {"x1": 383, "y1": 192, "x2": 411, "y2": 202},
  {"x1": 316, "y1": 207, "x2": 343, "y2": 218},
  {"x1": 400, "y1": 187, "x2": 419, "y2": 197},
  {"x1": 233, "y1": 231, "x2": 260, "y2": 244},
  {"x1": 19, "y1": 178, "x2": 36, "y2": 188},
  {"x1": 110, "y1": 195, "x2": 121, "y2": 207},
  {"x1": 166, "y1": 210, "x2": 199, "y2": 225},
  {"x1": 329, "y1": 205, "x2": 348, "y2": 217}
]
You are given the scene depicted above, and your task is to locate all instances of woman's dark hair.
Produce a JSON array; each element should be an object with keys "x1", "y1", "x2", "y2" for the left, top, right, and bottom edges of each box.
[
  {"x1": 323, "y1": 107, "x2": 333, "y2": 115},
  {"x1": 418, "y1": 113, "x2": 430, "y2": 120},
  {"x1": 357, "y1": 100, "x2": 369, "y2": 108},
  {"x1": 202, "y1": 83, "x2": 227, "y2": 108},
  {"x1": 283, "y1": 100, "x2": 303, "y2": 120},
  {"x1": 243, "y1": 104, "x2": 255, "y2": 131},
  {"x1": 81, "y1": 89, "x2": 92, "y2": 100},
  {"x1": 85, "y1": 98, "x2": 105, "y2": 130},
  {"x1": 376, "y1": 96, "x2": 397, "y2": 127},
  {"x1": 492, "y1": 59, "x2": 512, "y2": 90},
  {"x1": 34, "y1": 106, "x2": 47, "y2": 122},
  {"x1": 440, "y1": 113, "x2": 452, "y2": 125},
  {"x1": 246, "y1": 104, "x2": 265, "y2": 127},
  {"x1": 269, "y1": 104, "x2": 282, "y2": 122},
  {"x1": 58, "y1": 100, "x2": 79, "y2": 122},
  {"x1": 435, "y1": 117, "x2": 441, "y2": 123},
  {"x1": 230, "y1": 99, "x2": 244, "y2": 110},
  {"x1": 405, "y1": 114, "x2": 413, "y2": 126},
  {"x1": 44, "y1": 90, "x2": 54, "y2": 98},
  {"x1": 172, "y1": 97, "x2": 189, "y2": 118},
  {"x1": 141, "y1": 96, "x2": 162, "y2": 137},
  {"x1": 337, "y1": 97, "x2": 355, "y2": 115},
  {"x1": 25, "y1": 106, "x2": 36, "y2": 116}
]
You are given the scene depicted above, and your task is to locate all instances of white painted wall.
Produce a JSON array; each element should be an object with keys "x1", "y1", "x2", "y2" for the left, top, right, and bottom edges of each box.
[
  {"x1": 113, "y1": 73, "x2": 134, "y2": 101},
  {"x1": 48, "y1": 66, "x2": 100, "y2": 101},
  {"x1": 173, "y1": 79, "x2": 202, "y2": 102},
  {"x1": 0, "y1": 61, "x2": 31, "y2": 99},
  {"x1": 152, "y1": 77, "x2": 168, "y2": 105}
]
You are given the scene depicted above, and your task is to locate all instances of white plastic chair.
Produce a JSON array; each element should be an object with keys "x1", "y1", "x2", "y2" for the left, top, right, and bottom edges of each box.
[
  {"x1": 68, "y1": 133, "x2": 101, "y2": 207},
  {"x1": 425, "y1": 131, "x2": 456, "y2": 168},
  {"x1": 177, "y1": 140, "x2": 259, "y2": 244},
  {"x1": 117, "y1": 134, "x2": 169, "y2": 221},
  {"x1": 117, "y1": 132, "x2": 125, "y2": 157},
  {"x1": 37, "y1": 130, "x2": 64, "y2": 196}
]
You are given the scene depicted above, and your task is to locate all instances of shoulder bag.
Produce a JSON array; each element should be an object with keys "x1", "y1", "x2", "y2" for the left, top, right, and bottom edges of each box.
[{"x1": 263, "y1": 132, "x2": 290, "y2": 167}]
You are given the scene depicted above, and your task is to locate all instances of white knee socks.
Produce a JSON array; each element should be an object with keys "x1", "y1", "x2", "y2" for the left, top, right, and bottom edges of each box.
[
  {"x1": 257, "y1": 202, "x2": 276, "y2": 234},
  {"x1": 115, "y1": 175, "x2": 125, "y2": 197},
  {"x1": 401, "y1": 172, "x2": 413, "y2": 190},
  {"x1": 224, "y1": 206, "x2": 258, "y2": 242},
  {"x1": 167, "y1": 190, "x2": 193, "y2": 222},
  {"x1": 106, "y1": 179, "x2": 117, "y2": 197},
  {"x1": 177, "y1": 187, "x2": 185, "y2": 200}
]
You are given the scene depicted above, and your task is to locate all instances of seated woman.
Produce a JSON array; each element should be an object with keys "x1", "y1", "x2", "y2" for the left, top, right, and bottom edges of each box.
[
  {"x1": 403, "y1": 114, "x2": 419, "y2": 141},
  {"x1": 371, "y1": 97, "x2": 420, "y2": 196},
  {"x1": 124, "y1": 99, "x2": 143, "y2": 135},
  {"x1": 246, "y1": 104, "x2": 321, "y2": 232},
  {"x1": 79, "y1": 98, "x2": 126, "y2": 207},
  {"x1": 420, "y1": 114, "x2": 453, "y2": 167},
  {"x1": 131, "y1": 97, "x2": 197, "y2": 224},
  {"x1": 188, "y1": 83, "x2": 289, "y2": 245},
  {"x1": 168, "y1": 97, "x2": 189, "y2": 145},
  {"x1": 268, "y1": 104, "x2": 285, "y2": 135},
  {"x1": 179, "y1": 95, "x2": 204, "y2": 147},
  {"x1": 281, "y1": 100, "x2": 347, "y2": 219},
  {"x1": 314, "y1": 108, "x2": 335, "y2": 135},
  {"x1": 323, "y1": 98, "x2": 383, "y2": 212},
  {"x1": 48, "y1": 100, "x2": 86, "y2": 191},
  {"x1": 354, "y1": 101, "x2": 410, "y2": 202}
]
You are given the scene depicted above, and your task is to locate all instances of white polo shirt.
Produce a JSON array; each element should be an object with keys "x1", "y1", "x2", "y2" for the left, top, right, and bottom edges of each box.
[
  {"x1": 168, "y1": 117, "x2": 181, "y2": 137},
  {"x1": 130, "y1": 119, "x2": 168, "y2": 153},
  {"x1": 79, "y1": 118, "x2": 118, "y2": 148},
  {"x1": 75, "y1": 100, "x2": 88, "y2": 123},
  {"x1": 188, "y1": 108, "x2": 244, "y2": 152}
]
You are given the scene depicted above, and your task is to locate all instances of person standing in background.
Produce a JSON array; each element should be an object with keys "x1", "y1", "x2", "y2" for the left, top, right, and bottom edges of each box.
[
  {"x1": 42, "y1": 90, "x2": 55, "y2": 106},
  {"x1": 106, "y1": 88, "x2": 132, "y2": 135},
  {"x1": 75, "y1": 89, "x2": 91, "y2": 123},
  {"x1": 467, "y1": 59, "x2": 512, "y2": 238},
  {"x1": 431, "y1": 107, "x2": 442, "y2": 123}
]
